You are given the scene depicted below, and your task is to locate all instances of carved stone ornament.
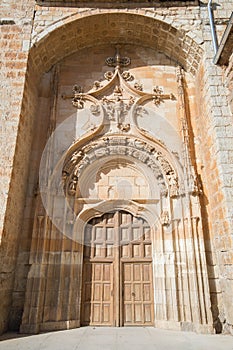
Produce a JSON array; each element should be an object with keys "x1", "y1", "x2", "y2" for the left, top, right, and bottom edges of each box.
[
  {"x1": 134, "y1": 82, "x2": 143, "y2": 91},
  {"x1": 72, "y1": 85, "x2": 84, "y2": 109},
  {"x1": 61, "y1": 46, "x2": 176, "y2": 118},
  {"x1": 104, "y1": 71, "x2": 114, "y2": 81},
  {"x1": 121, "y1": 71, "x2": 134, "y2": 82},
  {"x1": 102, "y1": 94, "x2": 134, "y2": 126},
  {"x1": 161, "y1": 210, "x2": 170, "y2": 226},
  {"x1": 105, "y1": 45, "x2": 131, "y2": 68},
  {"x1": 62, "y1": 136, "x2": 178, "y2": 198},
  {"x1": 68, "y1": 175, "x2": 78, "y2": 196},
  {"x1": 93, "y1": 81, "x2": 103, "y2": 90}
]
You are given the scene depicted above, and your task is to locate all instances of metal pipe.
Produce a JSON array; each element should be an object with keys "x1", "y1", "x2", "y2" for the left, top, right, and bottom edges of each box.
[{"x1": 208, "y1": 0, "x2": 219, "y2": 55}]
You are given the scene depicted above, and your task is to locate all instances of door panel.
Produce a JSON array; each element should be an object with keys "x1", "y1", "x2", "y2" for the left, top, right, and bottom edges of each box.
[
  {"x1": 81, "y1": 262, "x2": 114, "y2": 326},
  {"x1": 81, "y1": 211, "x2": 154, "y2": 326},
  {"x1": 123, "y1": 262, "x2": 154, "y2": 325}
]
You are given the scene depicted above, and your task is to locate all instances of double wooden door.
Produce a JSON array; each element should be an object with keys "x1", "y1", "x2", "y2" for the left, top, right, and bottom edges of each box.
[{"x1": 81, "y1": 211, "x2": 154, "y2": 326}]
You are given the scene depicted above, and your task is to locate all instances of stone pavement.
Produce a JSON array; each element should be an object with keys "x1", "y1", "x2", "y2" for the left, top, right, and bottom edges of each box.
[{"x1": 0, "y1": 327, "x2": 233, "y2": 350}]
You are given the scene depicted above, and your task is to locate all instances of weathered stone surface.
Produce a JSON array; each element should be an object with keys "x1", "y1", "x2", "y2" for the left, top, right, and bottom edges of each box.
[{"x1": 0, "y1": 0, "x2": 232, "y2": 337}]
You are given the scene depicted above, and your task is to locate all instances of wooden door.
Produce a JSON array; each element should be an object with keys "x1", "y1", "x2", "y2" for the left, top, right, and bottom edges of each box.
[
  {"x1": 123, "y1": 263, "x2": 154, "y2": 325},
  {"x1": 81, "y1": 211, "x2": 154, "y2": 327},
  {"x1": 81, "y1": 213, "x2": 115, "y2": 326},
  {"x1": 82, "y1": 262, "x2": 113, "y2": 326}
]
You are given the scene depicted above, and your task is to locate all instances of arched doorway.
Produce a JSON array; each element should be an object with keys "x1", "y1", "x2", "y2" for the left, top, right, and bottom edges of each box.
[
  {"x1": 81, "y1": 210, "x2": 154, "y2": 326},
  {"x1": 19, "y1": 34, "x2": 214, "y2": 334}
]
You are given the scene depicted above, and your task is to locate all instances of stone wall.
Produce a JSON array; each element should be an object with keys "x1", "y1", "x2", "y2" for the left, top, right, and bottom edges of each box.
[
  {"x1": 0, "y1": 0, "x2": 232, "y2": 335},
  {"x1": 0, "y1": 0, "x2": 36, "y2": 334},
  {"x1": 224, "y1": 52, "x2": 233, "y2": 115},
  {"x1": 190, "y1": 4, "x2": 233, "y2": 332}
]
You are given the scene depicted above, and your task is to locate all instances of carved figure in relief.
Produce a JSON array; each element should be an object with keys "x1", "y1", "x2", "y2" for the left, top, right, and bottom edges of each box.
[
  {"x1": 74, "y1": 158, "x2": 89, "y2": 176},
  {"x1": 95, "y1": 147, "x2": 109, "y2": 157},
  {"x1": 167, "y1": 172, "x2": 179, "y2": 197},
  {"x1": 68, "y1": 175, "x2": 78, "y2": 196},
  {"x1": 134, "y1": 139, "x2": 146, "y2": 149},
  {"x1": 62, "y1": 171, "x2": 69, "y2": 185},
  {"x1": 146, "y1": 158, "x2": 160, "y2": 173},
  {"x1": 70, "y1": 150, "x2": 84, "y2": 165},
  {"x1": 156, "y1": 174, "x2": 167, "y2": 194},
  {"x1": 161, "y1": 210, "x2": 170, "y2": 226},
  {"x1": 158, "y1": 156, "x2": 172, "y2": 174},
  {"x1": 103, "y1": 95, "x2": 132, "y2": 129},
  {"x1": 114, "y1": 96, "x2": 124, "y2": 124}
]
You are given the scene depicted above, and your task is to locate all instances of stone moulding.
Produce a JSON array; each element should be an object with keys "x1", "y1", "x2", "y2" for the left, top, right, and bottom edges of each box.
[{"x1": 62, "y1": 135, "x2": 179, "y2": 199}]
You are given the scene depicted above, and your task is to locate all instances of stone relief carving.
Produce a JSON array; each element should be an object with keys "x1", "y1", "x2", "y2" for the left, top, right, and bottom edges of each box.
[
  {"x1": 121, "y1": 71, "x2": 134, "y2": 82},
  {"x1": 72, "y1": 85, "x2": 84, "y2": 109},
  {"x1": 90, "y1": 104, "x2": 101, "y2": 115},
  {"x1": 189, "y1": 165, "x2": 202, "y2": 195},
  {"x1": 102, "y1": 92, "x2": 134, "y2": 132},
  {"x1": 104, "y1": 71, "x2": 114, "y2": 81},
  {"x1": 60, "y1": 47, "x2": 179, "y2": 198},
  {"x1": 118, "y1": 123, "x2": 130, "y2": 132},
  {"x1": 105, "y1": 45, "x2": 131, "y2": 68},
  {"x1": 161, "y1": 210, "x2": 170, "y2": 226},
  {"x1": 61, "y1": 46, "x2": 176, "y2": 133},
  {"x1": 93, "y1": 80, "x2": 103, "y2": 90},
  {"x1": 63, "y1": 136, "x2": 178, "y2": 198},
  {"x1": 68, "y1": 175, "x2": 78, "y2": 196},
  {"x1": 134, "y1": 82, "x2": 143, "y2": 91}
]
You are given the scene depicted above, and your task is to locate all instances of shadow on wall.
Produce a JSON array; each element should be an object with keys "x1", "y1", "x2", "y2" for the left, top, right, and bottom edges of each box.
[{"x1": 36, "y1": 0, "x2": 199, "y2": 9}]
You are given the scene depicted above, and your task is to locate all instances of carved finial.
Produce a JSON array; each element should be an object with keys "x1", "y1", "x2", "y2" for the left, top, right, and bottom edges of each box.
[{"x1": 105, "y1": 45, "x2": 131, "y2": 70}]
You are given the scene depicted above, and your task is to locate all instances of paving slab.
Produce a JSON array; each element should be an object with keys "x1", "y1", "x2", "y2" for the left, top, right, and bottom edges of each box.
[{"x1": 0, "y1": 327, "x2": 232, "y2": 350}]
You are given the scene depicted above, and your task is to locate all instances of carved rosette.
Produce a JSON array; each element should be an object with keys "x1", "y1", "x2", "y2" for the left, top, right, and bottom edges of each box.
[{"x1": 62, "y1": 136, "x2": 179, "y2": 198}]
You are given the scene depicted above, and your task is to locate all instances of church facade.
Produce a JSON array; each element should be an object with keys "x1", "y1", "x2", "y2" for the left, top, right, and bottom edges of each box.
[{"x1": 0, "y1": 0, "x2": 233, "y2": 335}]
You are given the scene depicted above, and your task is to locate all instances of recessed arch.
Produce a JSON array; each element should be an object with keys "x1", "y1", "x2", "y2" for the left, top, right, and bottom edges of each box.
[
  {"x1": 29, "y1": 11, "x2": 203, "y2": 80},
  {"x1": 18, "y1": 8, "x2": 215, "y2": 334}
]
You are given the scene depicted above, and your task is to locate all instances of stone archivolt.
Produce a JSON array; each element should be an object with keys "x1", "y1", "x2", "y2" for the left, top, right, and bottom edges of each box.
[{"x1": 62, "y1": 135, "x2": 179, "y2": 199}]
